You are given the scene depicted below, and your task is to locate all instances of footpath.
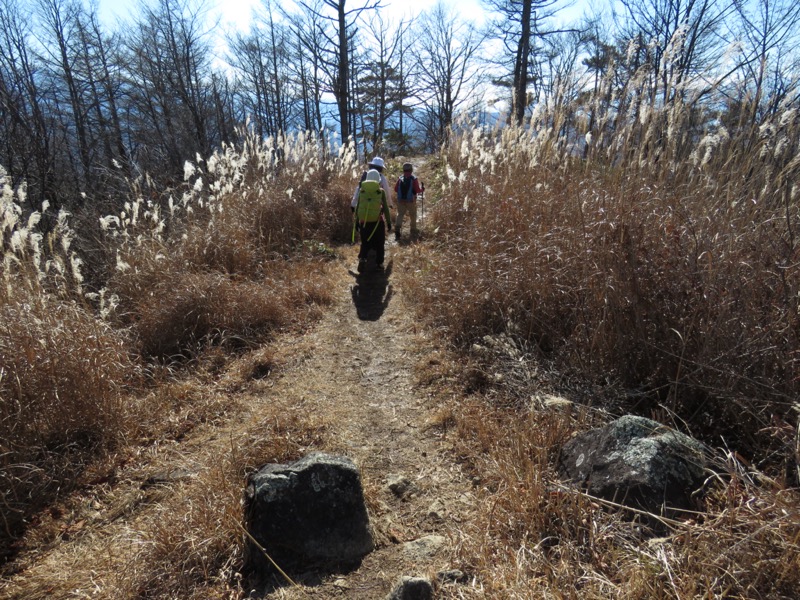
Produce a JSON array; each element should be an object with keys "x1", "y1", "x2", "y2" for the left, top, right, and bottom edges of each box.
[
  {"x1": 255, "y1": 242, "x2": 475, "y2": 598},
  {"x1": 1, "y1": 241, "x2": 478, "y2": 599}
]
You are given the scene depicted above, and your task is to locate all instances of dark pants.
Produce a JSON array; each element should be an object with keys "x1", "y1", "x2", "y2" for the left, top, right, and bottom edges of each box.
[{"x1": 358, "y1": 220, "x2": 386, "y2": 266}]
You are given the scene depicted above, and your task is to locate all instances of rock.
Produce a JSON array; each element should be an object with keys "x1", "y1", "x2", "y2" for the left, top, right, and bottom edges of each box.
[
  {"x1": 401, "y1": 535, "x2": 446, "y2": 560},
  {"x1": 557, "y1": 415, "x2": 709, "y2": 516},
  {"x1": 243, "y1": 453, "x2": 373, "y2": 573},
  {"x1": 437, "y1": 569, "x2": 469, "y2": 584},
  {"x1": 386, "y1": 576, "x2": 434, "y2": 600},
  {"x1": 426, "y1": 498, "x2": 447, "y2": 521},
  {"x1": 387, "y1": 474, "x2": 415, "y2": 498}
]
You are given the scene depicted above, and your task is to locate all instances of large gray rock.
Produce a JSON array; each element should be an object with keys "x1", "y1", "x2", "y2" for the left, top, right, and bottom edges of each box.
[
  {"x1": 243, "y1": 453, "x2": 373, "y2": 573},
  {"x1": 557, "y1": 415, "x2": 709, "y2": 515}
]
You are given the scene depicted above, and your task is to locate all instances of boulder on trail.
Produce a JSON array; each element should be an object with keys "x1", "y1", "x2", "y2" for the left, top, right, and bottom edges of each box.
[
  {"x1": 243, "y1": 452, "x2": 373, "y2": 573},
  {"x1": 386, "y1": 576, "x2": 434, "y2": 600},
  {"x1": 557, "y1": 415, "x2": 710, "y2": 516}
]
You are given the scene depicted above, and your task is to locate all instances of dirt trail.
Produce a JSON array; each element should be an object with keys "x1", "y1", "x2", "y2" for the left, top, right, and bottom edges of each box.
[
  {"x1": 1, "y1": 240, "x2": 477, "y2": 599},
  {"x1": 258, "y1": 243, "x2": 475, "y2": 598}
]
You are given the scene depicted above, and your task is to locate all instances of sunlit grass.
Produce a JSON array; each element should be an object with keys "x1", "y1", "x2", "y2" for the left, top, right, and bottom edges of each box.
[
  {"x1": 405, "y1": 70, "x2": 800, "y2": 598},
  {"x1": 0, "y1": 129, "x2": 357, "y2": 561}
]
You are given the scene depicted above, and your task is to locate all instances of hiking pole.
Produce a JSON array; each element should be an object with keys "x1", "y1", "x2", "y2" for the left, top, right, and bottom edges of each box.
[{"x1": 420, "y1": 182, "x2": 425, "y2": 224}]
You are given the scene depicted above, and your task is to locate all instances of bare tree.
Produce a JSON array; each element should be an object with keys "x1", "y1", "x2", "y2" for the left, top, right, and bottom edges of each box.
[
  {"x1": 123, "y1": 0, "x2": 214, "y2": 174},
  {"x1": 352, "y1": 12, "x2": 411, "y2": 154},
  {"x1": 415, "y1": 2, "x2": 485, "y2": 148},
  {"x1": 282, "y1": 0, "x2": 329, "y2": 133},
  {"x1": 228, "y1": 0, "x2": 299, "y2": 139},
  {"x1": 37, "y1": 0, "x2": 94, "y2": 189},
  {"x1": 618, "y1": 0, "x2": 732, "y2": 106},
  {"x1": 729, "y1": 0, "x2": 800, "y2": 127},
  {"x1": 0, "y1": 0, "x2": 55, "y2": 206},
  {"x1": 481, "y1": 0, "x2": 568, "y2": 125},
  {"x1": 296, "y1": 0, "x2": 383, "y2": 141},
  {"x1": 75, "y1": 7, "x2": 129, "y2": 176}
]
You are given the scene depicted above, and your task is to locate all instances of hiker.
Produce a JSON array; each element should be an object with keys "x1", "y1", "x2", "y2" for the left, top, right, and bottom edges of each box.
[
  {"x1": 393, "y1": 162, "x2": 424, "y2": 241},
  {"x1": 352, "y1": 156, "x2": 393, "y2": 206},
  {"x1": 353, "y1": 169, "x2": 392, "y2": 273}
]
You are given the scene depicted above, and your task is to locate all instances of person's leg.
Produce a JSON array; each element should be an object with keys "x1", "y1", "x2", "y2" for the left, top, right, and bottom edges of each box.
[
  {"x1": 395, "y1": 203, "x2": 407, "y2": 239},
  {"x1": 358, "y1": 225, "x2": 370, "y2": 260},
  {"x1": 374, "y1": 222, "x2": 386, "y2": 267}
]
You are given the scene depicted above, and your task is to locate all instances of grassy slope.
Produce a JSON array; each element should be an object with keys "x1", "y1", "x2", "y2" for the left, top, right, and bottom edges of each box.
[{"x1": 2, "y1": 116, "x2": 799, "y2": 597}]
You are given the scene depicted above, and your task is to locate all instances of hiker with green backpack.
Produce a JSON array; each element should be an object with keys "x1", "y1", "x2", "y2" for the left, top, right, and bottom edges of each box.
[{"x1": 352, "y1": 169, "x2": 393, "y2": 273}]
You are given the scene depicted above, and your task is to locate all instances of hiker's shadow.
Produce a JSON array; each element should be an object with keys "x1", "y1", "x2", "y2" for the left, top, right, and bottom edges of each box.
[{"x1": 349, "y1": 260, "x2": 393, "y2": 321}]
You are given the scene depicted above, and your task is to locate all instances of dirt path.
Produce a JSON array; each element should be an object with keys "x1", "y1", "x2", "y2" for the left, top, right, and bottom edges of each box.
[
  {"x1": 258, "y1": 243, "x2": 475, "y2": 598},
  {"x1": 1, "y1": 241, "x2": 477, "y2": 599}
]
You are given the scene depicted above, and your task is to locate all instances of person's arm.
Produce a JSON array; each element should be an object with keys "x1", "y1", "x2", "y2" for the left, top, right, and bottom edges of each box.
[
  {"x1": 382, "y1": 177, "x2": 394, "y2": 205},
  {"x1": 382, "y1": 193, "x2": 392, "y2": 229},
  {"x1": 413, "y1": 177, "x2": 423, "y2": 196}
]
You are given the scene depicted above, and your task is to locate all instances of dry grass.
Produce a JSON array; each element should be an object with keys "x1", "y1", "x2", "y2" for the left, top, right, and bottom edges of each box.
[
  {"x1": 0, "y1": 173, "x2": 141, "y2": 558},
  {"x1": 410, "y1": 116, "x2": 799, "y2": 475},
  {"x1": 0, "y1": 130, "x2": 358, "y2": 562},
  {"x1": 439, "y1": 398, "x2": 800, "y2": 599},
  {"x1": 402, "y1": 72, "x2": 800, "y2": 598}
]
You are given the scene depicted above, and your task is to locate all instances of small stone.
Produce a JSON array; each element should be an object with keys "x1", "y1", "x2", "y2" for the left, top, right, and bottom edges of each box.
[
  {"x1": 437, "y1": 569, "x2": 468, "y2": 584},
  {"x1": 387, "y1": 474, "x2": 414, "y2": 498},
  {"x1": 402, "y1": 535, "x2": 446, "y2": 560},
  {"x1": 427, "y1": 499, "x2": 447, "y2": 521},
  {"x1": 386, "y1": 576, "x2": 434, "y2": 600}
]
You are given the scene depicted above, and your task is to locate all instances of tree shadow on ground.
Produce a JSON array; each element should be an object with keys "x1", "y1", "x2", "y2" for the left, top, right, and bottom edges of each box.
[{"x1": 349, "y1": 259, "x2": 393, "y2": 321}]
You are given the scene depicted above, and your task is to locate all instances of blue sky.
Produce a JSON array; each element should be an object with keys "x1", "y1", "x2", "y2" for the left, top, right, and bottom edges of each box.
[{"x1": 95, "y1": 0, "x2": 491, "y2": 33}]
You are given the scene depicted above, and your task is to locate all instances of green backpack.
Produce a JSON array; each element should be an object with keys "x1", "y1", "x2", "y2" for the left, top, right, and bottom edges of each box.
[
  {"x1": 356, "y1": 179, "x2": 384, "y2": 222},
  {"x1": 354, "y1": 179, "x2": 385, "y2": 240}
]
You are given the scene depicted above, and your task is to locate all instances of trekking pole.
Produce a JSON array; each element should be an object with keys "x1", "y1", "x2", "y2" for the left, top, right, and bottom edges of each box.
[{"x1": 420, "y1": 182, "x2": 425, "y2": 224}]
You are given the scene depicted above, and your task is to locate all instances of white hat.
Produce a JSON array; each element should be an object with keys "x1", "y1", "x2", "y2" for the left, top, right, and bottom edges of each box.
[
  {"x1": 368, "y1": 157, "x2": 385, "y2": 169},
  {"x1": 365, "y1": 169, "x2": 381, "y2": 182}
]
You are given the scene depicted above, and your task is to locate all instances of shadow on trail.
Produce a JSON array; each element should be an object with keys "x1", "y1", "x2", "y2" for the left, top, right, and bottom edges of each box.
[
  {"x1": 246, "y1": 557, "x2": 364, "y2": 596},
  {"x1": 349, "y1": 260, "x2": 393, "y2": 321}
]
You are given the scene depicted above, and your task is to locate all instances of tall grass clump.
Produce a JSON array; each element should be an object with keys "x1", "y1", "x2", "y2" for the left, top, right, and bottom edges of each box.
[
  {"x1": 96, "y1": 129, "x2": 358, "y2": 361},
  {"x1": 443, "y1": 398, "x2": 800, "y2": 598},
  {"x1": 413, "y1": 88, "x2": 799, "y2": 474},
  {"x1": 1, "y1": 127, "x2": 357, "y2": 559},
  {"x1": 0, "y1": 167, "x2": 140, "y2": 558},
  {"x1": 418, "y1": 84, "x2": 800, "y2": 592}
]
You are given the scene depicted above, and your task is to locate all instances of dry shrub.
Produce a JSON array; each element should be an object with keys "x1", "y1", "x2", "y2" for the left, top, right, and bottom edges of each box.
[
  {"x1": 446, "y1": 400, "x2": 800, "y2": 599},
  {"x1": 0, "y1": 172, "x2": 142, "y2": 558},
  {"x1": 121, "y1": 259, "x2": 334, "y2": 361},
  {"x1": 0, "y1": 296, "x2": 139, "y2": 557},
  {"x1": 132, "y1": 271, "x2": 296, "y2": 360},
  {"x1": 412, "y1": 123, "x2": 799, "y2": 472},
  {"x1": 97, "y1": 132, "x2": 355, "y2": 362},
  {"x1": 405, "y1": 112, "x2": 800, "y2": 597},
  {"x1": 0, "y1": 130, "x2": 354, "y2": 558}
]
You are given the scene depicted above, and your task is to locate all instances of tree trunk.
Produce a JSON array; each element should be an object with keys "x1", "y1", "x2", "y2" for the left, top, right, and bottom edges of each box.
[{"x1": 512, "y1": 0, "x2": 532, "y2": 125}]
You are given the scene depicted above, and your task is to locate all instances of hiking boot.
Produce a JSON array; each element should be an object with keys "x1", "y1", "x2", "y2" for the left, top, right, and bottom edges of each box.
[
  {"x1": 395, "y1": 232, "x2": 401, "y2": 241},
  {"x1": 357, "y1": 259, "x2": 366, "y2": 273}
]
